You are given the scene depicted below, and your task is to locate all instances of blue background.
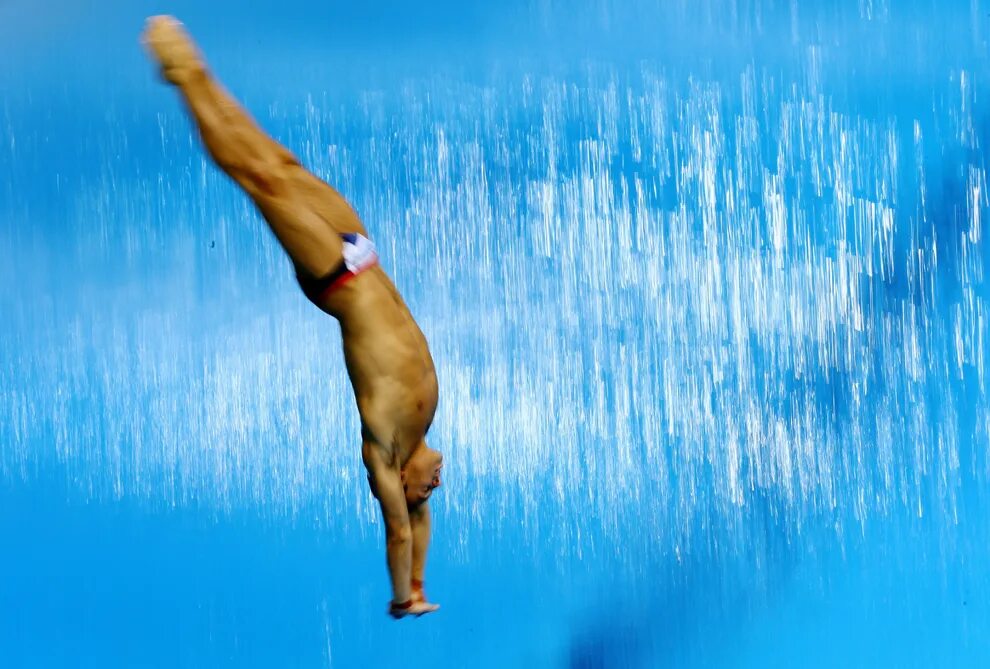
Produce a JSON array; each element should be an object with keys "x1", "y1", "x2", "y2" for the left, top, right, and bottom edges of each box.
[{"x1": 1, "y1": 1, "x2": 989, "y2": 667}]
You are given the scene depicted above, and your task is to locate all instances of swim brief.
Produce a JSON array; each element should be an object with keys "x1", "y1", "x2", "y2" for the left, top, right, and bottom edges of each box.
[{"x1": 297, "y1": 232, "x2": 379, "y2": 303}]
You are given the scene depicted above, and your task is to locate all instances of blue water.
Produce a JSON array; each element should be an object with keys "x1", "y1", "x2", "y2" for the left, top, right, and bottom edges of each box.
[{"x1": 1, "y1": 1, "x2": 989, "y2": 666}]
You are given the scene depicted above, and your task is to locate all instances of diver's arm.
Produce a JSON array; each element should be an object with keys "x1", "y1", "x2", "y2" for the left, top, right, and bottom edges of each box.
[
  {"x1": 409, "y1": 502, "x2": 438, "y2": 610},
  {"x1": 363, "y1": 443, "x2": 414, "y2": 608}
]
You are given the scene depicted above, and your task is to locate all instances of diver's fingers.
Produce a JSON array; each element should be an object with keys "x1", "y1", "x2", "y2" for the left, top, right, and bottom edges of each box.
[{"x1": 411, "y1": 600, "x2": 440, "y2": 616}]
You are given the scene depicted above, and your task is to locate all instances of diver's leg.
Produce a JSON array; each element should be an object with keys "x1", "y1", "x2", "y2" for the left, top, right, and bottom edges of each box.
[{"x1": 142, "y1": 16, "x2": 356, "y2": 277}]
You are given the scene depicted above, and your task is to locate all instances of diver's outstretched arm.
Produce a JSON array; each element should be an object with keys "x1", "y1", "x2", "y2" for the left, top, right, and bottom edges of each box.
[
  {"x1": 141, "y1": 15, "x2": 346, "y2": 279},
  {"x1": 363, "y1": 441, "x2": 437, "y2": 618},
  {"x1": 409, "y1": 503, "x2": 439, "y2": 610}
]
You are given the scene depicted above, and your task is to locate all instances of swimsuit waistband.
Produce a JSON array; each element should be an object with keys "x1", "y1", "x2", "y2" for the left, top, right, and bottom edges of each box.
[{"x1": 297, "y1": 232, "x2": 379, "y2": 303}]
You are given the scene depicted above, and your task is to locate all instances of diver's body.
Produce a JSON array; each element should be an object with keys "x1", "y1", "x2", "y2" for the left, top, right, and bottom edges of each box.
[{"x1": 142, "y1": 15, "x2": 443, "y2": 618}]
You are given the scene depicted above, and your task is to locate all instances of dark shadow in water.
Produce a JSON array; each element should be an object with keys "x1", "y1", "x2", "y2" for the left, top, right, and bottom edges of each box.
[{"x1": 565, "y1": 487, "x2": 811, "y2": 669}]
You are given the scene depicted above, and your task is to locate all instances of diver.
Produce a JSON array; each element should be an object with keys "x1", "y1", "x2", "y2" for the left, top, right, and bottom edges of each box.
[{"x1": 142, "y1": 15, "x2": 444, "y2": 619}]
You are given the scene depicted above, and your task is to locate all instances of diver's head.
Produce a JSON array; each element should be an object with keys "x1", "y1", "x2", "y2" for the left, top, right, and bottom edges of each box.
[{"x1": 402, "y1": 445, "x2": 443, "y2": 507}]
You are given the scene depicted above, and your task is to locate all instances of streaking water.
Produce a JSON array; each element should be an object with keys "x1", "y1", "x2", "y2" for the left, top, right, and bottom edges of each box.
[{"x1": 1, "y1": 1, "x2": 988, "y2": 667}]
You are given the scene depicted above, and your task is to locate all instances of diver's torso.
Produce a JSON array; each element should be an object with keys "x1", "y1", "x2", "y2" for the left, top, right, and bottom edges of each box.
[{"x1": 319, "y1": 267, "x2": 439, "y2": 452}]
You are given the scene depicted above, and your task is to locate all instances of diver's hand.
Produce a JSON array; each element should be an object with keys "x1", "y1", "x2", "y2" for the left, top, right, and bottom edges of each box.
[
  {"x1": 410, "y1": 578, "x2": 440, "y2": 611},
  {"x1": 411, "y1": 588, "x2": 440, "y2": 615},
  {"x1": 388, "y1": 598, "x2": 440, "y2": 619},
  {"x1": 141, "y1": 15, "x2": 204, "y2": 85}
]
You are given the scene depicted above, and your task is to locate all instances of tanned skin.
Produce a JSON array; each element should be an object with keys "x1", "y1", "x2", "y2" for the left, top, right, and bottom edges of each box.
[{"x1": 142, "y1": 16, "x2": 444, "y2": 618}]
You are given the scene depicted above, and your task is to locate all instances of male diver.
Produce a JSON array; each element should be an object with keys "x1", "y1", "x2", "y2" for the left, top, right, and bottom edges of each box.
[{"x1": 141, "y1": 15, "x2": 443, "y2": 619}]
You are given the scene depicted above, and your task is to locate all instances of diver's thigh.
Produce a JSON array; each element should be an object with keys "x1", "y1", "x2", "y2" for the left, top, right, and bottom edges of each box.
[{"x1": 287, "y1": 165, "x2": 369, "y2": 237}]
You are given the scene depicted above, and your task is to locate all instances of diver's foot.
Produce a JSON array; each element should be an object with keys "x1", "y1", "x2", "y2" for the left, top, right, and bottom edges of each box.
[
  {"x1": 388, "y1": 599, "x2": 440, "y2": 619},
  {"x1": 141, "y1": 15, "x2": 205, "y2": 85}
]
